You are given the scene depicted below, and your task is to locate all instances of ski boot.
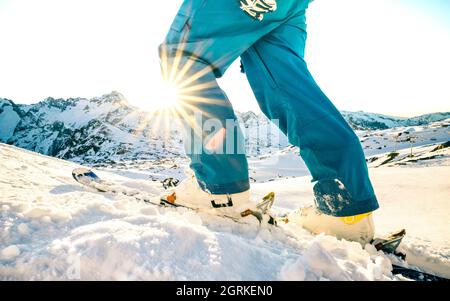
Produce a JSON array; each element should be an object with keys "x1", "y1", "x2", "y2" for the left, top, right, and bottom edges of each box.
[
  {"x1": 160, "y1": 175, "x2": 269, "y2": 223},
  {"x1": 286, "y1": 206, "x2": 375, "y2": 245}
]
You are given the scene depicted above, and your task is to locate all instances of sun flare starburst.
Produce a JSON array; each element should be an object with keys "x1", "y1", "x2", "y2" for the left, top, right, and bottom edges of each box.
[{"x1": 136, "y1": 31, "x2": 231, "y2": 143}]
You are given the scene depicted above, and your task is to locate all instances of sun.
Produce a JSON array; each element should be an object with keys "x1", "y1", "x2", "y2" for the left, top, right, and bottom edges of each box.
[
  {"x1": 154, "y1": 80, "x2": 180, "y2": 111},
  {"x1": 132, "y1": 38, "x2": 225, "y2": 139},
  {"x1": 133, "y1": 34, "x2": 227, "y2": 136}
]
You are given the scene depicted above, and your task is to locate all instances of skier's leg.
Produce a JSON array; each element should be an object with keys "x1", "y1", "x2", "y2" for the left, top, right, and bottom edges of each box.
[
  {"x1": 240, "y1": 15, "x2": 379, "y2": 217},
  {"x1": 159, "y1": 0, "x2": 309, "y2": 195}
]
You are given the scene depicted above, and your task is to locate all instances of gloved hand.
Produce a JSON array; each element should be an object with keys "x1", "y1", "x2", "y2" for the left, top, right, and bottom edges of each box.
[{"x1": 239, "y1": 0, "x2": 277, "y2": 21}]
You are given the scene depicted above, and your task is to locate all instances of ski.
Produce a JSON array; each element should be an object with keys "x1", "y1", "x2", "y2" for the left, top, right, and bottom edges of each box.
[
  {"x1": 72, "y1": 167, "x2": 274, "y2": 225},
  {"x1": 391, "y1": 265, "x2": 449, "y2": 282},
  {"x1": 370, "y1": 231, "x2": 448, "y2": 281}
]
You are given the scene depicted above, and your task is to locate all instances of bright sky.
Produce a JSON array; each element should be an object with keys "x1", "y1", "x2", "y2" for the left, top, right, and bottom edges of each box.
[{"x1": 0, "y1": 0, "x2": 449, "y2": 117}]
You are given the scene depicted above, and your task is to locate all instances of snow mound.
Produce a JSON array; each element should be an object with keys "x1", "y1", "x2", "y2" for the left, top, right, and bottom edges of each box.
[{"x1": 1, "y1": 143, "x2": 449, "y2": 280}]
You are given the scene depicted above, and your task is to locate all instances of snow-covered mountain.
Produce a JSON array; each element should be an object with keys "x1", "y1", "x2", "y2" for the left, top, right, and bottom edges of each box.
[
  {"x1": 1, "y1": 92, "x2": 449, "y2": 165},
  {"x1": 0, "y1": 92, "x2": 290, "y2": 164},
  {"x1": 0, "y1": 92, "x2": 184, "y2": 165},
  {"x1": 341, "y1": 111, "x2": 450, "y2": 130}
]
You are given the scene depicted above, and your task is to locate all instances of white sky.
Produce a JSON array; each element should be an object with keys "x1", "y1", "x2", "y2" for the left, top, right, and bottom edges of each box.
[{"x1": 0, "y1": 0, "x2": 449, "y2": 117}]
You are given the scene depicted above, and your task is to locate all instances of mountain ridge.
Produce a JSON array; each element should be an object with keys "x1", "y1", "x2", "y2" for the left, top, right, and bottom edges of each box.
[{"x1": 1, "y1": 92, "x2": 449, "y2": 165}]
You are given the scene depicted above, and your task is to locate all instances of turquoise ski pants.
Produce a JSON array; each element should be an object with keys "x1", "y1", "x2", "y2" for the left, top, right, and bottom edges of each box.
[{"x1": 159, "y1": 0, "x2": 379, "y2": 216}]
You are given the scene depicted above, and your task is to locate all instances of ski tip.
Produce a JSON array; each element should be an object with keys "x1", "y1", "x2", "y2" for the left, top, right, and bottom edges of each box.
[
  {"x1": 72, "y1": 168, "x2": 89, "y2": 182},
  {"x1": 72, "y1": 168, "x2": 99, "y2": 183},
  {"x1": 72, "y1": 167, "x2": 92, "y2": 175}
]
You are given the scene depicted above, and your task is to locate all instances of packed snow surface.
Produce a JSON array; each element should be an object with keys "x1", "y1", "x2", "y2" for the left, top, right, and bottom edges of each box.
[{"x1": 1, "y1": 142, "x2": 449, "y2": 280}]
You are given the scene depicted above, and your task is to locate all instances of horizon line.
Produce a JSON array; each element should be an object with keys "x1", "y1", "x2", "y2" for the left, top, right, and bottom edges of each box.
[{"x1": 1, "y1": 92, "x2": 449, "y2": 120}]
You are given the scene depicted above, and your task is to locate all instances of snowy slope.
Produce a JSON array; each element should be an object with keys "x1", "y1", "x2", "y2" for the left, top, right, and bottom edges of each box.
[
  {"x1": 359, "y1": 119, "x2": 450, "y2": 157},
  {"x1": 244, "y1": 118, "x2": 449, "y2": 183},
  {"x1": 1, "y1": 143, "x2": 449, "y2": 280}
]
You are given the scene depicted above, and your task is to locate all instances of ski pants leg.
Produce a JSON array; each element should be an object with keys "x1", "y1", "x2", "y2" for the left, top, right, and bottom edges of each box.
[
  {"x1": 159, "y1": 0, "x2": 310, "y2": 194},
  {"x1": 240, "y1": 23, "x2": 379, "y2": 216}
]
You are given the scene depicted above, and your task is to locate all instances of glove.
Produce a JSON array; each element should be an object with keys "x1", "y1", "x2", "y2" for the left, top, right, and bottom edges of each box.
[{"x1": 239, "y1": 0, "x2": 277, "y2": 21}]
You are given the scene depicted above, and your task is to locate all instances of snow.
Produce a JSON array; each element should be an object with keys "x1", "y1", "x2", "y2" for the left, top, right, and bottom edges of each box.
[
  {"x1": 1, "y1": 245, "x2": 21, "y2": 261},
  {"x1": 1, "y1": 142, "x2": 449, "y2": 280},
  {"x1": 359, "y1": 119, "x2": 450, "y2": 158},
  {"x1": 342, "y1": 111, "x2": 404, "y2": 129},
  {"x1": 342, "y1": 111, "x2": 450, "y2": 130},
  {"x1": 36, "y1": 96, "x2": 125, "y2": 129},
  {"x1": 278, "y1": 235, "x2": 394, "y2": 281},
  {"x1": 1, "y1": 93, "x2": 448, "y2": 280}
]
